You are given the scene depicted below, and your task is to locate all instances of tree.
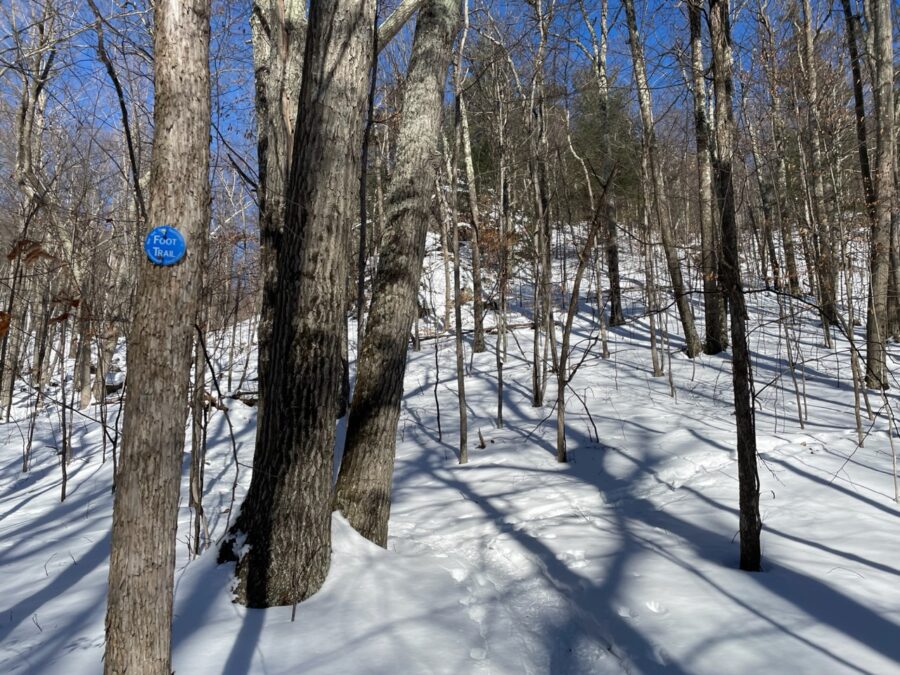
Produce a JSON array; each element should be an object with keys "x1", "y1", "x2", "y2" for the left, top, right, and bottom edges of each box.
[
  {"x1": 865, "y1": 0, "x2": 894, "y2": 389},
  {"x1": 575, "y1": 0, "x2": 624, "y2": 327},
  {"x1": 103, "y1": 0, "x2": 211, "y2": 671},
  {"x1": 251, "y1": 0, "x2": 307, "y2": 425},
  {"x1": 623, "y1": 0, "x2": 703, "y2": 358},
  {"x1": 334, "y1": 0, "x2": 460, "y2": 545},
  {"x1": 221, "y1": 0, "x2": 376, "y2": 607},
  {"x1": 709, "y1": 0, "x2": 761, "y2": 571},
  {"x1": 687, "y1": 0, "x2": 726, "y2": 354},
  {"x1": 799, "y1": 0, "x2": 839, "y2": 325}
]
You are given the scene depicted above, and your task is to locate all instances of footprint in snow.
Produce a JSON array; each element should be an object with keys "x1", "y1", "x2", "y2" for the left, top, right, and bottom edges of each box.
[
  {"x1": 617, "y1": 606, "x2": 638, "y2": 620},
  {"x1": 469, "y1": 647, "x2": 487, "y2": 660}
]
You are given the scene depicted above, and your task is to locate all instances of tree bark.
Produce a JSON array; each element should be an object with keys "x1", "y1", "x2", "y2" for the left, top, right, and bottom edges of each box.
[
  {"x1": 103, "y1": 0, "x2": 211, "y2": 670},
  {"x1": 710, "y1": 0, "x2": 761, "y2": 572},
  {"x1": 865, "y1": 0, "x2": 894, "y2": 389},
  {"x1": 460, "y1": 95, "x2": 486, "y2": 353},
  {"x1": 223, "y1": 0, "x2": 376, "y2": 607},
  {"x1": 334, "y1": 0, "x2": 459, "y2": 545},
  {"x1": 624, "y1": 0, "x2": 702, "y2": 358},
  {"x1": 251, "y1": 0, "x2": 307, "y2": 427},
  {"x1": 688, "y1": 0, "x2": 726, "y2": 354}
]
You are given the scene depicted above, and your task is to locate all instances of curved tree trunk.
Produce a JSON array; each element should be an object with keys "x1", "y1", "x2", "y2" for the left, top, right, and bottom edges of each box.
[{"x1": 333, "y1": 0, "x2": 459, "y2": 546}]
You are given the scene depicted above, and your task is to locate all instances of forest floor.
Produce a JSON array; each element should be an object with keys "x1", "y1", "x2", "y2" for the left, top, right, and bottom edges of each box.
[{"x1": 1, "y1": 240, "x2": 899, "y2": 674}]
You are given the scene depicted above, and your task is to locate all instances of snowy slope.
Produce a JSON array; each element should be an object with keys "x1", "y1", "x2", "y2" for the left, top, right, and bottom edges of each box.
[{"x1": 1, "y1": 239, "x2": 899, "y2": 674}]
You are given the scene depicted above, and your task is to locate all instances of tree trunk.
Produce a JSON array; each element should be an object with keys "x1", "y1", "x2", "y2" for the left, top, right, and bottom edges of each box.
[
  {"x1": 624, "y1": 0, "x2": 702, "y2": 358},
  {"x1": 222, "y1": 0, "x2": 376, "y2": 607},
  {"x1": 103, "y1": 0, "x2": 210, "y2": 670},
  {"x1": 865, "y1": 0, "x2": 894, "y2": 389},
  {"x1": 710, "y1": 0, "x2": 761, "y2": 572},
  {"x1": 75, "y1": 301, "x2": 93, "y2": 409},
  {"x1": 460, "y1": 95, "x2": 486, "y2": 353},
  {"x1": 333, "y1": 0, "x2": 459, "y2": 546},
  {"x1": 840, "y1": 0, "x2": 877, "y2": 224},
  {"x1": 800, "y1": 0, "x2": 839, "y2": 325},
  {"x1": 251, "y1": 0, "x2": 307, "y2": 427},
  {"x1": 577, "y1": 0, "x2": 624, "y2": 328},
  {"x1": 688, "y1": 0, "x2": 726, "y2": 354},
  {"x1": 757, "y1": 7, "x2": 802, "y2": 296}
]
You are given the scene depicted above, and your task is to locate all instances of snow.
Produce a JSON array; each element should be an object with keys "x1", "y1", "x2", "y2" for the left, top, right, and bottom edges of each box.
[{"x1": 1, "y1": 235, "x2": 899, "y2": 674}]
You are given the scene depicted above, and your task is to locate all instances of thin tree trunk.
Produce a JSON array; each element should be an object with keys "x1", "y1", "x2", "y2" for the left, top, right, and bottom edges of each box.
[
  {"x1": 459, "y1": 95, "x2": 485, "y2": 353},
  {"x1": 710, "y1": 0, "x2": 761, "y2": 572},
  {"x1": 800, "y1": 0, "x2": 838, "y2": 324},
  {"x1": 577, "y1": 0, "x2": 624, "y2": 328},
  {"x1": 758, "y1": 7, "x2": 801, "y2": 296},
  {"x1": 840, "y1": 0, "x2": 877, "y2": 223},
  {"x1": 624, "y1": 0, "x2": 702, "y2": 358},
  {"x1": 495, "y1": 71, "x2": 508, "y2": 428},
  {"x1": 865, "y1": 0, "x2": 894, "y2": 389},
  {"x1": 688, "y1": 0, "x2": 726, "y2": 353}
]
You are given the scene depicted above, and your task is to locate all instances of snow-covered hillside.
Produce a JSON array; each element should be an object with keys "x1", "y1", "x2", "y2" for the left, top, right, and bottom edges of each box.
[{"x1": 1, "y1": 239, "x2": 899, "y2": 674}]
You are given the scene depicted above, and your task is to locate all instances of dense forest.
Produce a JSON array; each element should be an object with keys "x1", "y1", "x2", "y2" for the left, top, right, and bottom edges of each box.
[{"x1": 0, "y1": 0, "x2": 898, "y2": 673}]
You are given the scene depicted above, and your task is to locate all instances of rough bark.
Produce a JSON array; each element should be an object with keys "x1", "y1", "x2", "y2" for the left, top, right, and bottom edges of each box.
[
  {"x1": 710, "y1": 0, "x2": 761, "y2": 571},
  {"x1": 333, "y1": 0, "x2": 459, "y2": 546},
  {"x1": 103, "y1": 0, "x2": 211, "y2": 671},
  {"x1": 223, "y1": 0, "x2": 376, "y2": 607},
  {"x1": 251, "y1": 0, "x2": 307, "y2": 427}
]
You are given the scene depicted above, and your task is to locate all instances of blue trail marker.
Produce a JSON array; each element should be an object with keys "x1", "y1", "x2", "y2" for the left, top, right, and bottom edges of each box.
[{"x1": 144, "y1": 225, "x2": 186, "y2": 266}]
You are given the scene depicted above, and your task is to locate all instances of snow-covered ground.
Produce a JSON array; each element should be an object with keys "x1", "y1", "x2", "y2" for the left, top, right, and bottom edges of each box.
[{"x1": 1, "y1": 236, "x2": 899, "y2": 674}]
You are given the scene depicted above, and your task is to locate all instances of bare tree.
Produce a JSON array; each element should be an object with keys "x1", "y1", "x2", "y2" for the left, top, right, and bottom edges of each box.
[
  {"x1": 709, "y1": 0, "x2": 761, "y2": 571},
  {"x1": 623, "y1": 0, "x2": 702, "y2": 358},
  {"x1": 222, "y1": 0, "x2": 377, "y2": 607},
  {"x1": 334, "y1": 0, "x2": 460, "y2": 545},
  {"x1": 687, "y1": 0, "x2": 726, "y2": 354},
  {"x1": 103, "y1": 0, "x2": 211, "y2": 670},
  {"x1": 865, "y1": 0, "x2": 894, "y2": 389}
]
